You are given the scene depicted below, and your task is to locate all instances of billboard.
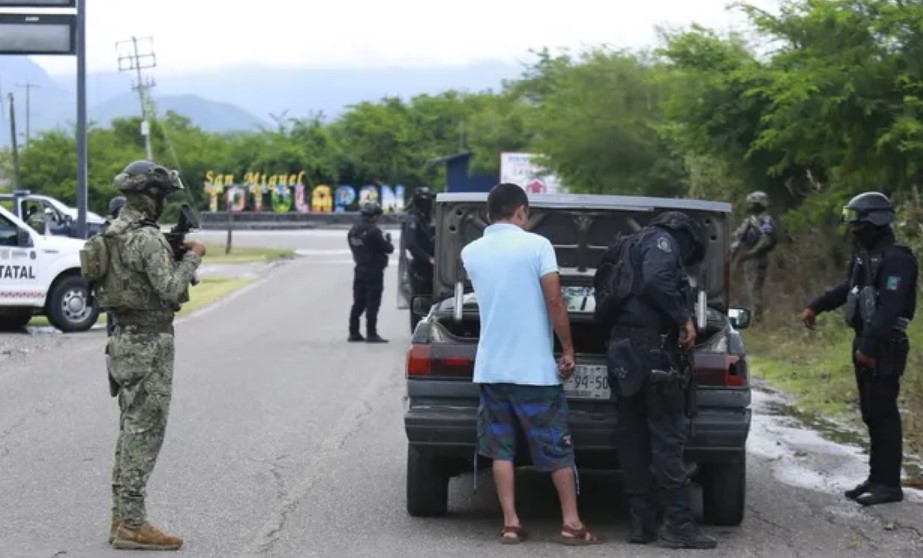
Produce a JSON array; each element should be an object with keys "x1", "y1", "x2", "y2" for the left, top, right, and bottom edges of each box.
[
  {"x1": 0, "y1": 14, "x2": 75, "y2": 55},
  {"x1": 499, "y1": 152, "x2": 564, "y2": 194},
  {"x1": 0, "y1": 1, "x2": 76, "y2": 6}
]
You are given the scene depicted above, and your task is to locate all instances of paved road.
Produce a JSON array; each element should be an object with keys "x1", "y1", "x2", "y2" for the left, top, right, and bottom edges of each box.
[{"x1": 1, "y1": 231, "x2": 921, "y2": 558}]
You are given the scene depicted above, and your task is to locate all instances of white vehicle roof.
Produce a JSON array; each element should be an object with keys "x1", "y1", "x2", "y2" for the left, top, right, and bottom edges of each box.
[{"x1": 1, "y1": 192, "x2": 105, "y2": 223}]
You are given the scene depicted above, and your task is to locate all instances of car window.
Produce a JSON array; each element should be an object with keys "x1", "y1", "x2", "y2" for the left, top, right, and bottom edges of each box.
[
  {"x1": 0, "y1": 212, "x2": 21, "y2": 247},
  {"x1": 40, "y1": 200, "x2": 62, "y2": 221}
]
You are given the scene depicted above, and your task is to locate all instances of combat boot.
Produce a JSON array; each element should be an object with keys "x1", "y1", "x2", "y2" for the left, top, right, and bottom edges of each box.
[
  {"x1": 856, "y1": 485, "x2": 903, "y2": 506},
  {"x1": 657, "y1": 523, "x2": 717, "y2": 549},
  {"x1": 109, "y1": 517, "x2": 121, "y2": 545},
  {"x1": 845, "y1": 478, "x2": 873, "y2": 501},
  {"x1": 627, "y1": 497, "x2": 658, "y2": 544},
  {"x1": 112, "y1": 522, "x2": 183, "y2": 551}
]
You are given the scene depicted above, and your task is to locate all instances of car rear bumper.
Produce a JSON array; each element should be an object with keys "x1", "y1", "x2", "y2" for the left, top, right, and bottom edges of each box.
[{"x1": 404, "y1": 403, "x2": 751, "y2": 467}]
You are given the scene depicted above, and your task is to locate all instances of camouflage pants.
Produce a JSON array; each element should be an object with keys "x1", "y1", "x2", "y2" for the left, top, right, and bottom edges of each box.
[
  {"x1": 107, "y1": 331, "x2": 174, "y2": 526},
  {"x1": 744, "y1": 256, "x2": 769, "y2": 321}
]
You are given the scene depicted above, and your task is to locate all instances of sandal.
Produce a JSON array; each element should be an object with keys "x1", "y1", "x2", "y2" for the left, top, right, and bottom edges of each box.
[
  {"x1": 499, "y1": 525, "x2": 528, "y2": 544},
  {"x1": 556, "y1": 524, "x2": 605, "y2": 546}
]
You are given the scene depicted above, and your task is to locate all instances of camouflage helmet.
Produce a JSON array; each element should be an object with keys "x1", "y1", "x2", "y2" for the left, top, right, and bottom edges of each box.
[
  {"x1": 359, "y1": 200, "x2": 383, "y2": 217},
  {"x1": 113, "y1": 160, "x2": 184, "y2": 198},
  {"x1": 746, "y1": 191, "x2": 770, "y2": 210},
  {"x1": 843, "y1": 191, "x2": 894, "y2": 227},
  {"x1": 650, "y1": 210, "x2": 707, "y2": 266},
  {"x1": 108, "y1": 196, "x2": 126, "y2": 217}
]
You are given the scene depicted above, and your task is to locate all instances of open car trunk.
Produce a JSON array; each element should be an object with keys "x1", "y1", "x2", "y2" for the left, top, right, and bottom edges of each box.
[{"x1": 431, "y1": 193, "x2": 732, "y2": 341}]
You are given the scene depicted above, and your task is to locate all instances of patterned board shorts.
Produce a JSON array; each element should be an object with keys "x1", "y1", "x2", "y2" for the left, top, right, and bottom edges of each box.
[{"x1": 477, "y1": 383, "x2": 575, "y2": 472}]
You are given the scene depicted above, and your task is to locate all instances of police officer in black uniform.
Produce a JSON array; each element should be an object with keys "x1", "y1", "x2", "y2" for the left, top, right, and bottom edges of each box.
[
  {"x1": 348, "y1": 200, "x2": 394, "y2": 343},
  {"x1": 803, "y1": 192, "x2": 917, "y2": 506},
  {"x1": 103, "y1": 196, "x2": 127, "y2": 338},
  {"x1": 402, "y1": 187, "x2": 435, "y2": 332},
  {"x1": 594, "y1": 211, "x2": 717, "y2": 549}
]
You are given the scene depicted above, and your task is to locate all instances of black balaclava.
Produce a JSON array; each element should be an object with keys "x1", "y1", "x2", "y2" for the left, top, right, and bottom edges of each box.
[
  {"x1": 850, "y1": 222, "x2": 890, "y2": 250},
  {"x1": 416, "y1": 198, "x2": 432, "y2": 219},
  {"x1": 672, "y1": 229, "x2": 699, "y2": 267}
]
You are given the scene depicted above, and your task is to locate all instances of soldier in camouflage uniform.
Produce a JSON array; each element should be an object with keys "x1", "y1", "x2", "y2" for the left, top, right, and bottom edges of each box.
[
  {"x1": 81, "y1": 160, "x2": 205, "y2": 551},
  {"x1": 731, "y1": 191, "x2": 777, "y2": 323}
]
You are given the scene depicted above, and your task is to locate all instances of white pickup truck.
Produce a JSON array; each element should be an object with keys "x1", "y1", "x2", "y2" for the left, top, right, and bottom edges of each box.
[{"x1": 0, "y1": 205, "x2": 100, "y2": 332}]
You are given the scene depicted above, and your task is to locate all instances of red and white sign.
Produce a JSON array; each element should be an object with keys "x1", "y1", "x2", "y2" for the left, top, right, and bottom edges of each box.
[{"x1": 499, "y1": 152, "x2": 564, "y2": 194}]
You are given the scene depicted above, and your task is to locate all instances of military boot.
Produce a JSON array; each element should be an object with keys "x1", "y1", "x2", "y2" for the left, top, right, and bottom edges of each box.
[
  {"x1": 109, "y1": 518, "x2": 121, "y2": 545},
  {"x1": 845, "y1": 478, "x2": 873, "y2": 501},
  {"x1": 657, "y1": 523, "x2": 717, "y2": 549},
  {"x1": 656, "y1": 484, "x2": 716, "y2": 549},
  {"x1": 856, "y1": 485, "x2": 903, "y2": 507},
  {"x1": 112, "y1": 522, "x2": 183, "y2": 551},
  {"x1": 628, "y1": 499, "x2": 658, "y2": 544}
]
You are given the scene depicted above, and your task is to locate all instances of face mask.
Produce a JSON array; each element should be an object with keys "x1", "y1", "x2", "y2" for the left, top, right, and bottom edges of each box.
[{"x1": 849, "y1": 223, "x2": 878, "y2": 248}]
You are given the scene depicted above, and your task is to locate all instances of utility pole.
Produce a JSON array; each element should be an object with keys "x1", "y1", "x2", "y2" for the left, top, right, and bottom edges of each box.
[
  {"x1": 15, "y1": 82, "x2": 40, "y2": 149},
  {"x1": 7, "y1": 93, "x2": 20, "y2": 186},
  {"x1": 116, "y1": 35, "x2": 157, "y2": 161}
]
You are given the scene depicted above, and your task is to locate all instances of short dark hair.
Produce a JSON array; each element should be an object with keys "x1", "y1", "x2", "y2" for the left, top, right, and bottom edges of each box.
[{"x1": 487, "y1": 183, "x2": 529, "y2": 222}]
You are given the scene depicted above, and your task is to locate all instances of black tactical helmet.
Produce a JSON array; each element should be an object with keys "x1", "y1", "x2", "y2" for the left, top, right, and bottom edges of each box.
[
  {"x1": 413, "y1": 187, "x2": 433, "y2": 202},
  {"x1": 650, "y1": 210, "x2": 707, "y2": 265},
  {"x1": 108, "y1": 196, "x2": 126, "y2": 217},
  {"x1": 842, "y1": 191, "x2": 894, "y2": 227},
  {"x1": 113, "y1": 160, "x2": 184, "y2": 199},
  {"x1": 360, "y1": 200, "x2": 383, "y2": 217}
]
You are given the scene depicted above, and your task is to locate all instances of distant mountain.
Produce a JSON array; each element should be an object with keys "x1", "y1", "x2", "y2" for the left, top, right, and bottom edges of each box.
[
  {"x1": 52, "y1": 60, "x2": 523, "y2": 121},
  {"x1": 0, "y1": 56, "x2": 523, "y2": 147},
  {"x1": 91, "y1": 92, "x2": 268, "y2": 132}
]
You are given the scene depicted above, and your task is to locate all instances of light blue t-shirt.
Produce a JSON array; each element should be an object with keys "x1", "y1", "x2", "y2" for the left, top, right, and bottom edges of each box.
[{"x1": 460, "y1": 223, "x2": 560, "y2": 385}]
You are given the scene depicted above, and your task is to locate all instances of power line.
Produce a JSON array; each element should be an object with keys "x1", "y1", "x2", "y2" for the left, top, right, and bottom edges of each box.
[
  {"x1": 116, "y1": 35, "x2": 157, "y2": 160},
  {"x1": 15, "y1": 82, "x2": 40, "y2": 149}
]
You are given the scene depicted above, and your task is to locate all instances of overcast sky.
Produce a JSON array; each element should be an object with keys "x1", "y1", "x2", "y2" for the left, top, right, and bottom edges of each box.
[{"x1": 18, "y1": 0, "x2": 780, "y2": 76}]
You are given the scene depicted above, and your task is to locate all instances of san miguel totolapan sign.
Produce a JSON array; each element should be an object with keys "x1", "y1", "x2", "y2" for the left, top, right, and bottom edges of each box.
[{"x1": 204, "y1": 171, "x2": 406, "y2": 213}]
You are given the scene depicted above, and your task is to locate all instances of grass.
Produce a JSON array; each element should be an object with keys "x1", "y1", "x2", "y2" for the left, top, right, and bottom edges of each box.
[
  {"x1": 744, "y1": 312, "x2": 923, "y2": 472},
  {"x1": 200, "y1": 245, "x2": 295, "y2": 264},
  {"x1": 29, "y1": 276, "x2": 254, "y2": 328}
]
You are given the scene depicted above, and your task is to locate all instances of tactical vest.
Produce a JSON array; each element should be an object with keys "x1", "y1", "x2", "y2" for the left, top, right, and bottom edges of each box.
[
  {"x1": 80, "y1": 218, "x2": 180, "y2": 312},
  {"x1": 844, "y1": 244, "x2": 912, "y2": 332}
]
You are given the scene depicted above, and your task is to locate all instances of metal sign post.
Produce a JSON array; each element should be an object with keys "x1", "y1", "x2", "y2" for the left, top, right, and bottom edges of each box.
[
  {"x1": 0, "y1": 1, "x2": 86, "y2": 238},
  {"x1": 75, "y1": 0, "x2": 86, "y2": 238}
]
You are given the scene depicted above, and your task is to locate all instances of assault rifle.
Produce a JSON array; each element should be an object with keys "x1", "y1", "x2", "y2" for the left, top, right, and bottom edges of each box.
[{"x1": 164, "y1": 203, "x2": 200, "y2": 286}]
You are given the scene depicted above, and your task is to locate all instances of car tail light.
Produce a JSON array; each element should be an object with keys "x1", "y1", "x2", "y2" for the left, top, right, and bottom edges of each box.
[
  {"x1": 406, "y1": 345, "x2": 476, "y2": 378},
  {"x1": 693, "y1": 353, "x2": 745, "y2": 387},
  {"x1": 407, "y1": 345, "x2": 431, "y2": 376},
  {"x1": 432, "y1": 355, "x2": 475, "y2": 377}
]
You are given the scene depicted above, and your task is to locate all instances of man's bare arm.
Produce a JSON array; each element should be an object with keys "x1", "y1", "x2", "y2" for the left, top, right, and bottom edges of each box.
[{"x1": 540, "y1": 272, "x2": 573, "y2": 354}]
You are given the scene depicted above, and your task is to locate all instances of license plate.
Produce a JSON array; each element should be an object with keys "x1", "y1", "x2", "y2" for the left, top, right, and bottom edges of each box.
[{"x1": 563, "y1": 364, "x2": 611, "y2": 400}]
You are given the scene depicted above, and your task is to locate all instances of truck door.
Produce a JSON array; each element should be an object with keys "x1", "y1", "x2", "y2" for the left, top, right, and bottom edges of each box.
[{"x1": 0, "y1": 211, "x2": 41, "y2": 305}]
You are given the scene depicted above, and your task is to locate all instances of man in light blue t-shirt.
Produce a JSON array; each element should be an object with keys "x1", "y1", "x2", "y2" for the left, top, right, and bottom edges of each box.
[{"x1": 460, "y1": 183, "x2": 602, "y2": 546}]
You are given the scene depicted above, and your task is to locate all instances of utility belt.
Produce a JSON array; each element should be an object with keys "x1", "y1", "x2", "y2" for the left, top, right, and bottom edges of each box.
[
  {"x1": 609, "y1": 326, "x2": 679, "y2": 350},
  {"x1": 111, "y1": 311, "x2": 174, "y2": 335}
]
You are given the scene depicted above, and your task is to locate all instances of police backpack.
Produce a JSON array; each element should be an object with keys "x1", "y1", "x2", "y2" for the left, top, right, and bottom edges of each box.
[{"x1": 593, "y1": 232, "x2": 641, "y2": 319}]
